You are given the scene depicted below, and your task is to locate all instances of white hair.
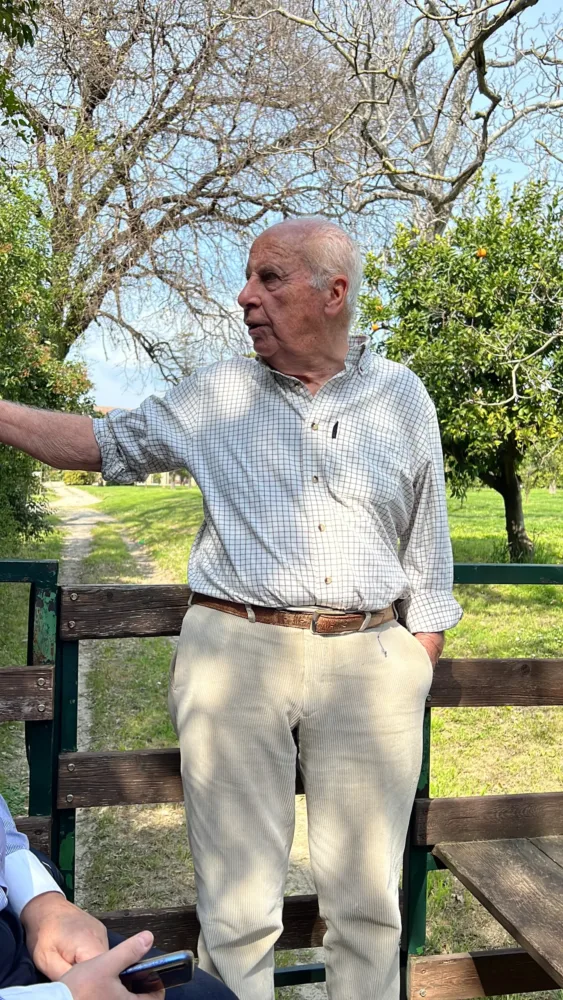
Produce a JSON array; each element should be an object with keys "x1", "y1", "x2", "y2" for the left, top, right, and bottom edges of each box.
[{"x1": 271, "y1": 217, "x2": 364, "y2": 325}]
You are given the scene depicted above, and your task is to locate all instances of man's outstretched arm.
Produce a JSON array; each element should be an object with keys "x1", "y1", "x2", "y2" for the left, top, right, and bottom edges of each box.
[{"x1": 0, "y1": 401, "x2": 101, "y2": 471}]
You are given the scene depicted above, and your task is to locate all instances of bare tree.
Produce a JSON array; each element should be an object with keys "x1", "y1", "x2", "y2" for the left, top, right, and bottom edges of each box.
[
  {"x1": 256, "y1": 0, "x2": 563, "y2": 234},
  {"x1": 5, "y1": 0, "x2": 563, "y2": 376},
  {"x1": 4, "y1": 0, "x2": 342, "y2": 376}
]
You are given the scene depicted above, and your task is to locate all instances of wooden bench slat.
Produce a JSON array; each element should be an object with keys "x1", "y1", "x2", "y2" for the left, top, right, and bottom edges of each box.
[
  {"x1": 431, "y1": 658, "x2": 563, "y2": 706},
  {"x1": 530, "y1": 835, "x2": 563, "y2": 869},
  {"x1": 99, "y1": 895, "x2": 326, "y2": 953},
  {"x1": 60, "y1": 754, "x2": 563, "y2": 842},
  {"x1": 59, "y1": 587, "x2": 563, "y2": 708},
  {"x1": 14, "y1": 816, "x2": 52, "y2": 854},
  {"x1": 0, "y1": 666, "x2": 54, "y2": 722},
  {"x1": 58, "y1": 749, "x2": 305, "y2": 807},
  {"x1": 413, "y1": 792, "x2": 563, "y2": 848},
  {"x1": 58, "y1": 749, "x2": 183, "y2": 808},
  {"x1": 434, "y1": 838, "x2": 563, "y2": 987},
  {"x1": 60, "y1": 585, "x2": 191, "y2": 639},
  {"x1": 408, "y1": 948, "x2": 560, "y2": 999}
]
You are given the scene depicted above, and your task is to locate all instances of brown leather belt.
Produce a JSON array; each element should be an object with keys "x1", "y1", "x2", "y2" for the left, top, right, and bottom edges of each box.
[{"x1": 190, "y1": 593, "x2": 395, "y2": 635}]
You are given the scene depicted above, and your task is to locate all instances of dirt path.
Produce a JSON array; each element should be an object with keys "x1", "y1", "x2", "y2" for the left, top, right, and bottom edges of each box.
[
  {"x1": 48, "y1": 482, "x2": 110, "y2": 752},
  {"x1": 48, "y1": 483, "x2": 324, "y2": 996}
]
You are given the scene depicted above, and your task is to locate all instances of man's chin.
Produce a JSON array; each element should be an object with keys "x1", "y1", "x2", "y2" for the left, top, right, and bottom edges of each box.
[{"x1": 250, "y1": 335, "x2": 277, "y2": 358}]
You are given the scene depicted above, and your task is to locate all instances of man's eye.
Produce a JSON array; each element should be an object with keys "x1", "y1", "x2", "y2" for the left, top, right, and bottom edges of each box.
[{"x1": 262, "y1": 272, "x2": 280, "y2": 282}]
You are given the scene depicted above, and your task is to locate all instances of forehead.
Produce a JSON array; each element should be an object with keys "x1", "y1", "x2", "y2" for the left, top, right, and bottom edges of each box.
[{"x1": 246, "y1": 230, "x2": 308, "y2": 272}]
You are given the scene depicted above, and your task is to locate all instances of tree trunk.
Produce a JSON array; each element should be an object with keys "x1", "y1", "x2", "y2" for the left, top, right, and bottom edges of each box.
[{"x1": 481, "y1": 448, "x2": 534, "y2": 562}]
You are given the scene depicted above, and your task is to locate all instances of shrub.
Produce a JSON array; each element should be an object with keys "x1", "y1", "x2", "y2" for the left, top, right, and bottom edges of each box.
[{"x1": 62, "y1": 470, "x2": 97, "y2": 486}]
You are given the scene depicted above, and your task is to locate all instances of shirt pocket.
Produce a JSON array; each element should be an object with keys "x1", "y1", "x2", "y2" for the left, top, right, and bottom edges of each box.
[{"x1": 324, "y1": 425, "x2": 408, "y2": 508}]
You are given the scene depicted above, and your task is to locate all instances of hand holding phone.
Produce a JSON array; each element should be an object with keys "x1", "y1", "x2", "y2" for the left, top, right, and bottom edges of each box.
[{"x1": 120, "y1": 949, "x2": 194, "y2": 994}]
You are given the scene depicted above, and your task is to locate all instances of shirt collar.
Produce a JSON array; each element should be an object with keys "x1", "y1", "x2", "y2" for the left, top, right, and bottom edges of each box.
[
  {"x1": 345, "y1": 336, "x2": 372, "y2": 375},
  {"x1": 257, "y1": 335, "x2": 372, "y2": 383}
]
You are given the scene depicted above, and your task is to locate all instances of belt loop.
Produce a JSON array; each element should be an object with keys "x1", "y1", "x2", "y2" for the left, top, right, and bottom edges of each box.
[
  {"x1": 310, "y1": 611, "x2": 320, "y2": 634},
  {"x1": 188, "y1": 592, "x2": 194, "y2": 607},
  {"x1": 245, "y1": 604, "x2": 256, "y2": 623},
  {"x1": 358, "y1": 611, "x2": 372, "y2": 633}
]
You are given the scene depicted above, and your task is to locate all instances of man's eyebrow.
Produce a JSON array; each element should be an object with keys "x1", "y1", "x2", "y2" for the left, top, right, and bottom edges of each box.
[{"x1": 245, "y1": 262, "x2": 286, "y2": 280}]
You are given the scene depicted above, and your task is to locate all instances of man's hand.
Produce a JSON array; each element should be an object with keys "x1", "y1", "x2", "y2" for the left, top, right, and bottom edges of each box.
[
  {"x1": 60, "y1": 929, "x2": 164, "y2": 1000},
  {"x1": 21, "y1": 891, "x2": 109, "y2": 980},
  {"x1": 413, "y1": 631, "x2": 444, "y2": 668}
]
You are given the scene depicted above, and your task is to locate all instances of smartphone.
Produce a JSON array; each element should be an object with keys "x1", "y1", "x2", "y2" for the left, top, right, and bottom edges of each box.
[{"x1": 120, "y1": 949, "x2": 194, "y2": 994}]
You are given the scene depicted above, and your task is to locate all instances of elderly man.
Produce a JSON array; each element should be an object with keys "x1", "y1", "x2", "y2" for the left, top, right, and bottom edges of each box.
[{"x1": 0, "y1": 218, "x2": 461, "y2": 1000}]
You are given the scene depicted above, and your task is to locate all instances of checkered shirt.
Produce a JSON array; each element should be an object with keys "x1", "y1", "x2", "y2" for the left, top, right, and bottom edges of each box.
[{"x1": 93, "y1": 339, "x2": 462, "y2": 633}]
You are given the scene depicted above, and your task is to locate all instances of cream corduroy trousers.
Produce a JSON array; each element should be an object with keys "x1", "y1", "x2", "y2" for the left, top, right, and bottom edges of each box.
[{"x1": 168, "y1": 606, "x2": 433, "y2": 1000}]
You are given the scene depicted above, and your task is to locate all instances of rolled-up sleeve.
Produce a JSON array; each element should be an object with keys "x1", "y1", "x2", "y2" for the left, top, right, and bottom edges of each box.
[
  {"x1": 397, "y1": 402, "x2": 462, "y2": 633},
  {"x1": 92, "y1": 374, "x2": 200, "y2": 485}
]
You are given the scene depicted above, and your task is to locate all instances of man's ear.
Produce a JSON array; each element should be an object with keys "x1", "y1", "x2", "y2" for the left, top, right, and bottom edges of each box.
[{"x1": 324, "y1": 276, "x2": 348, "y2": 318}]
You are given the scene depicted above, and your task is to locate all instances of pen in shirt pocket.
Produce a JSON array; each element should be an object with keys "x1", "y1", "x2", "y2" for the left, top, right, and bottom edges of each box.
[{"x1": 332, "y1": 421, "x2": 339, "y2": 440}]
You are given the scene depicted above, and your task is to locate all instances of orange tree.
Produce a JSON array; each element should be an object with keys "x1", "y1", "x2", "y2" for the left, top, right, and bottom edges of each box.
[
  {"x1": 362, "y1": 180, "x2": 563, "y2": 561},
  {"x1": 0, "y1": 173, "x2": 91, "y2": 540}
]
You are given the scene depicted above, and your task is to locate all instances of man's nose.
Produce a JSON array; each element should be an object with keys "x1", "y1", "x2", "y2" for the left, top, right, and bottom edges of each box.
[{"x1": 238, "y1": 276, "x2": 260, "y2": 309}]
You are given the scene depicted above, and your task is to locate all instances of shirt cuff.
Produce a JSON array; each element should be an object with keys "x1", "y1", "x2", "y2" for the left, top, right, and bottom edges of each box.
[
  {"x1": 397, "y1": 590, "x2": 463, "y2": 633},
  {"x1": 0, "y1": 983, "x2": 73, "y2": 999},
  {"x1": 92, "y1": 416, "x2": 138, "y2": 485},
  {"x1": 5, "y1": 849, "x2": 64, "y2": 917}
]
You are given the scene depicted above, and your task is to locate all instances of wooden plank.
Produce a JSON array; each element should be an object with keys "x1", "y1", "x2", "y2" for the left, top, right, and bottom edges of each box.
[
  {"x1": 413, "y1": 792, "x2": 563, "y2": 848},
  {"x1": 59, "y1": 585, "x2": 191, "y2": 639},
  {"x1": 409, "y1": 949, "x2": 559, "y2": 999},
  {"x1": 14, "y1": 816, "x2": 52, "y2": 854},
  {"x1": 430, "y1": 658, "x2": 563, "y2": 707},
  {"x1": 58, "y1": 749, "x2": 305, "y2": 807},
  {"x1": 529, "y1": 835, "x2": 563, "y2": 871},
  {"x1": 99, "y1": 895, "x2": 326, "y2": 953},
  {"x1": 0, "y1": 666, "x2": 54, "y2": 722},
  {"x1": 55, "y1": 587, "x2": 563, "y2": 710},
  {"x1": 434, "y1": 839, "x2": 563, "y2": 987},
  {"x1": 58, "y1": 749, "x2": 183, "y2": 808}
]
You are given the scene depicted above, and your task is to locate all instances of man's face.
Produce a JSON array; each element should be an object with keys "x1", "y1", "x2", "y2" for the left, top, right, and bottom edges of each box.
[{"x1": 237, "y1": 229, "x2": 330, "y2": 363}]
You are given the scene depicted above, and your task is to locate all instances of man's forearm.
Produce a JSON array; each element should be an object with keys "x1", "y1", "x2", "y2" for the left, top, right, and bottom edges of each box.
[{"x1": 0, "y1": 401, "x2": 102, "y2": 471}]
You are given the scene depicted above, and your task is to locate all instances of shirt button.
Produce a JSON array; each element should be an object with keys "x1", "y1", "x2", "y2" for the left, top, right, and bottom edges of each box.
[
  {"x1": 312, "y1": 475, "x2": 319, "y2": 483},
  {"x1": 325, "y1": 576, "x2": 332, "y2": 584},
  {"x1": 311, "y1": 422, "x2": 319, "y2": 430},
  {"x1": 318, "y1": 523, "x2": 326, "y2": 531}
]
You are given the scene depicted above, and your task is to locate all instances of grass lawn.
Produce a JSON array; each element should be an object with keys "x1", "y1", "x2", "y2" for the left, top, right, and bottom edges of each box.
[{"x1": 83, "y1": 484, "x2": 203, "y2": 582}]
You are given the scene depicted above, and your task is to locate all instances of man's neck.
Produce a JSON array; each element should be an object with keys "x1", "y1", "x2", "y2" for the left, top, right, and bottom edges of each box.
[{"x1": 267, "y1": 340, "x2": 350, "y2": 396}]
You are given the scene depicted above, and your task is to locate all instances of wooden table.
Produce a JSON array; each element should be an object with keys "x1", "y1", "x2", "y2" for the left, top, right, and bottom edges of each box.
[{"x1": 434, "y1": 836, "x2": 563, "y2": 987}]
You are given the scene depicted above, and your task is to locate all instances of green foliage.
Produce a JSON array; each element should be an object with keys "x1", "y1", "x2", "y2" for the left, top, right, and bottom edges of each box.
[
  {"x1": 0, "y1": 1, "x2": 38, "y2": 142},
  {"x1": 363, "y1": 179, "x2": 563, "y2": 494},
  {"x1": 520, "y1": 436, "x2": 563, "y2": 493},
  {"x1": 0, "y1": 173, "x2": 92, "y2": 538},
  {"x1": 362, "y1": 180, "x2": 563, "y2": 557},
  {"x1": 62, "y1": 470, "x2": 97, "y2": 486},
  {"x1": 0, "y1": 0, "x2": 37, "y2": 47}
]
